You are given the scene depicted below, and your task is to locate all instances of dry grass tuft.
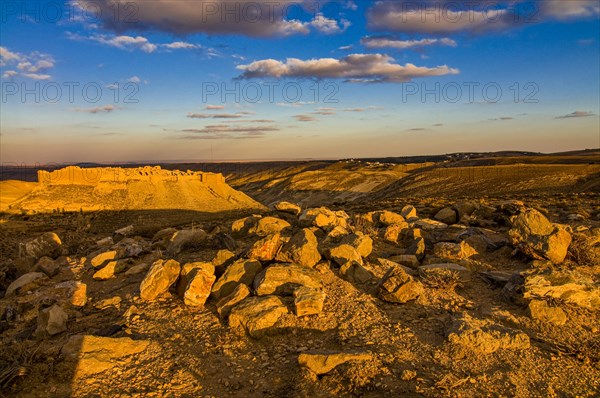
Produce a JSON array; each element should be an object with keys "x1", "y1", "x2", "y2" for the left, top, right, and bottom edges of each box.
[
  {"x1": 567, "y1": 233, "x2": 600, "y2": 266},
  {"x1": 422, "y1": 268, "x2": 462, "y2": 291}
]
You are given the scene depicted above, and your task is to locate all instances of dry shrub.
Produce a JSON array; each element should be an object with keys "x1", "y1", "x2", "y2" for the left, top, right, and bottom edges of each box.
[
  {"x1": 567, "y1": 233, "x2": 600, "y2": 266},
  {"x1": 422, "y1": 268, "x2": 462, "y2": 291},
  {"x1": 0, "y1": 340, "x2": 40, "y2": 391}
]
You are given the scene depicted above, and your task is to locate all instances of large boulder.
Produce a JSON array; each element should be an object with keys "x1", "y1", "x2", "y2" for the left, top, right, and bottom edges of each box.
[
  {"x1": 183, "y1": 269, "x2": 216, "y2": 307},
  {"x1": 383, "y1": 222, "x2": 409, "y2": 243},
  {"x1": 435, "y1": 208, "x2": 458, "y2": 225},
  {"x1": 378, "y1": 267, "x2": 423, "y2": 303},
  {"x1": 508, "y1": 209, "x2": 572, "y2": 264},
  {"x1": 253, "y1": 217, "x2": 291, "y2": 236},
  {"x1": 375, "y1": 211, "x2": 405, "y2": 226},
  {"x1": 298, "y1": 351, "x2": 372, "y2": 375},
  {"x1": 294, "y1": 287, "x2": 326, "y2": 316},
  {"x1": 24, "y1": 232, "x2": 62, "y2": 260},
  {"x1": 328, "y1": 244, "x2": 363, "y2": 267},
  {"x1": 228, "y1": 296, "x2": 288, "y2": 338},
  {"x1": 211, "y1": 259, "x2": 262, "y2": 300},
  {"x1": 139, "y1": 259, "x2": 181, "y2": 301},
  {"x1": 176, "y1": 262, "x2": 215, "y2": 297},
  {"x1": 216, "y1": 284, "x2": 251, "y2": 319},
  {"x1": 276, "y1": 228, "x2": 321, "y2": 268},
  {"x1": 340, "y1": 261, "x2": 373, "y2": 284},
  {"x1": 340, "y1": 232, "x2": 373, "y2": 258},
  {"x1": 246, "y1": 233, "x2": 282, "y2": 262},
  {"x1": 299, "y1": 207, "x2": 348, "y2": 232},
  {"x1": 254, "y1": 264, "x2": 322, "y2": 296},
  {"x1": 274, "y1": 201, "x2": 302, "y2": 216}
]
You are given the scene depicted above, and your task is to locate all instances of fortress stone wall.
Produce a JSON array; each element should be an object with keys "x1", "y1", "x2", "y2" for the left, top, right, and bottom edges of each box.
[{"x1": 37, "y1": 166, "x2": 225, "y2": 186}]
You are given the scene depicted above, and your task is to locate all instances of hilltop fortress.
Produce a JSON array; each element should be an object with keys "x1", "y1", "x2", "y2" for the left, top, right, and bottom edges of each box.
[
  {"x1": 7, "y1": 166, "x2": 265, "y2": 213},
  {"x1": 37, "y1": 166, "x2": 225, "y2": 186}
]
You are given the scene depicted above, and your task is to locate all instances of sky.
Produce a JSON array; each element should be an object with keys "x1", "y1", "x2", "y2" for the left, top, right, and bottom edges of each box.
[{"x1": 1, "y1": 0, "x2": 599, "y2": 163}]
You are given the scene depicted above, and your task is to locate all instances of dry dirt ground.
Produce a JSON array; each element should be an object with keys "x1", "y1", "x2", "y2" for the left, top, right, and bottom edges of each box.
[{"x1": 0, "y1": 159, "x2": 599, "y2": 398}]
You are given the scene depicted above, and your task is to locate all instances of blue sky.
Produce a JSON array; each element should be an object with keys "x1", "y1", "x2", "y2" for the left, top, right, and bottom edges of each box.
[{"x1": 1, "y1": 0, "x2": 599, "y2": 163}]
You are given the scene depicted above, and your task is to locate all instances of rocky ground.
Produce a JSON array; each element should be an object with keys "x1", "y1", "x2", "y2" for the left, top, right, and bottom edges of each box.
[{"x1": 1, "y1": 194, "x2": 599, "y2": 397}]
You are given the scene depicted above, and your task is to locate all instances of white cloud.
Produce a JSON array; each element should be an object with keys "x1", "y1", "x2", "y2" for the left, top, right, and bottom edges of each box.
[
  {"x1": 0, "y1": 47, "x2": 55, "y2": 80},
  {"x1": 67, "y1": 32, "x2": 203, "y2": 54},
  {"x1": 74, "y1": 104, "x2": 120, "y2": 114},
  {"x1": 310, "y1": 13, "x2": 351, "y2": 34},
  {"x1": 294, "y1": 115, "x2": 317, "y2": 122},
  {"x1": 237, "y1": 53, "x2": 459, "y2": 83},
  {"x1": 162, "y1": 41, "x2": 201, "y2": 50},
  {"x1": 205, "y1": 105, "x2": 226, "y2": 110},
  {"x1": 187, "y1": 112, "x2": 247, "y2": 119},
  {"x1": 127, "y1": 76, "x2": 141, "y2": 83},
  {"x1": 362, "y1": 37, "x2": 457, "y2": 50}
]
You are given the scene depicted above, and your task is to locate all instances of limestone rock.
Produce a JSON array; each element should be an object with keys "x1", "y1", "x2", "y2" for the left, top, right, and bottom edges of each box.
[
  {"x1": 433, "y1": 241, "x2": 478, "y2": 260},
  {"x1": 298, "y1": 351, "x2": 372, "y2": 375},
  {"x1": 183, "y1": 269, "x2": 216, "y2": 307},
  {"x1": 231, "y1": 215, "x2": 261, "y2": 237},
  {"x1": 406, "y1": 237, "x2": 426, "y2": 261},
  {"x1": 253, "y1": 217, "x2": 291, "y2": 236},
  {"x1": 228, "y1": 296, "x2": 288, "y2": 338},
  {"x1": 212, "y1": 249, "x2": 236, "y2": 271},
  {"x1": 211, "y1": 259, "x2": 262, "y2": 300},
  {"x1": 274, "y1": 201, "x2": 302, "y2": 216},
  {"x1": 176, "y1": 262, "x2": 215, "y2": 297},
  {"x1": 254, "y1": 264, "x2": 322, "y2": 296},
  {"x1": 167, "y1": 229, "x2": 207, "y2": 255},
  {"x1": 276, "y1": 228, "x2": 321, "y2": 268},
  {"x1": 70, "y1": 282, "x2": 87, "y2": 307},
  {"x1": 400, "y1": 205, "x2": 418, "y2": 220},
  {"x1": 299, "y1": 207, "x2": 348, "y2": 232},
  {"x1": 447, "y1": 314, "x2": 530, "y2": 354},
  {"x1": 91, "y1": 250, "x2": 118, "y2": 268},
  {"x1": 341, "y1": 232, "x2": 373, "y2": 258},
  {"x1": 328, "y1": 244, "x2": 363, "y2": 267},
  {"x1": 36, "y1": 304, "x2": 68, "y2": 336},
  {"x1": 139, "y1": 259, "x2": 181, "y2": 301},
  {"x1": 528, "y1": 300, "x2": 567, "y2": 325},
  {"x1": 5, "y1": 272, "x2": 47, "y2": 297},
  {"x1": 523, "y1": 271, "x2": 600, "y2": 309},
  {"x1": 294, "y1": 287, "x2": 326, "y2": 316},
  {"x1": 435, "y1": 207, "x2": 458, "y2": 224},
  {"x1": 378, "y1": 267, "x2": 423, "y2": 303},
  {"x1": 93, "y1": 260, "x2": 127, "y2": 280},
  {"x1": 216, "y1": 283, "x2": 251, "y2": 319},
  {"x1": 412, "y1": 219, "x2": 448, "y2": 231},
  {"x1": 24, "y1": 232, "x2": 62, "y2": 260},
  {"x1": 383, "y1": 222, "x2": 409, "y2": 243},
  {"x1": 35, "y1": 256, "x2": 60, "y2": 277},
  {"x1": 114, "y1": 225, "x2": 135, "y2": 237},
  {"x1": 61, "y1": 335, "x2": 149, "y2": 378},
  {"x1": 376, "y1": 211, "x2": 405, "y2": 226},
  {"x1": 340, "y1": 261, "x2": 373, "y2": 284},
  {"x1": 246, "y1": 233, "x2": 282, "y2": 262},
  {"x1": 378, "y1": 258, "x2": 417, "y2": 276},
  {"x1": 453, "y1": 202, "x2": 478, "y2": 220},
  {"x1": 509, "y1": 209, "x2": 572, "y2": 264}
]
